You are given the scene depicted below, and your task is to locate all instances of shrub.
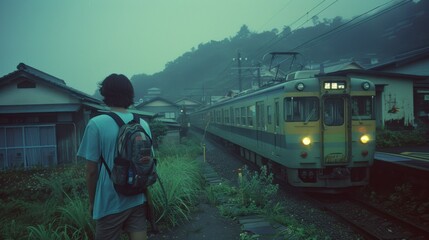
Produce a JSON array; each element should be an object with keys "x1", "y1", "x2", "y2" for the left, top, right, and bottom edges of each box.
[
  {"x1": 150, "y1": 120, "x2": 168, "y2": 147},
  {"x1": 238, "y1": 165, "x2": 278, "y2": 208},
  {"x1": 376, "y1": 129, "x2": 426, "y2": 148}
]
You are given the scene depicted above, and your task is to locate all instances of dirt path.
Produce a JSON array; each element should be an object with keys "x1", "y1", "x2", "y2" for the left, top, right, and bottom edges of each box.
[{"x1": 149, "y1": 132, "x2": 242, "y2": 239}]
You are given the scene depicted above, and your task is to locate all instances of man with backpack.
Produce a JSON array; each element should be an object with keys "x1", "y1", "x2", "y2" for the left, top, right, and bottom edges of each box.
[{"x1": 77, "y1": 73, "x2": 152, "y2": 240}]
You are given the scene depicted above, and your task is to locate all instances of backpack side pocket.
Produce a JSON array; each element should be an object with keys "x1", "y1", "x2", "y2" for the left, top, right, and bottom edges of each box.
[{"x1": 112, "y1": 157, "x2": 130, "y2": 186}]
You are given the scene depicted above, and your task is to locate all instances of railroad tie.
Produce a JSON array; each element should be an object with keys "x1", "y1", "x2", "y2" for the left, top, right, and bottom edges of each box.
[
  {"x1": 201, "y1": 162, "x2": 222, "y2": 185},
  {"x1": 239, "y1": 215, "x2": 286, "y2": 239}
]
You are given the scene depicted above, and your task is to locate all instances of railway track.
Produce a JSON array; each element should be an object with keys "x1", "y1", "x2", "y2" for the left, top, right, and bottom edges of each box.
[
  {"x1": 196, "y1": 132, "x2": 429, "y2": 239},
  {"x1": 310, "y1": 193, "x2": 429, "y2": 240}
]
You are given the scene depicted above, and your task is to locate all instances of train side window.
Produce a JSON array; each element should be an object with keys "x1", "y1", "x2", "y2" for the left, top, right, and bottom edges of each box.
[
  {"x1": 247, "y1": 106, "x2": 254, "y2": 126},
  {"x1": 241, "y1": 107, "x2": 246, "y2": 125},
  {"x1": 352, "y1": 96, "x2": 375, "y2": 120},
  {"x1": 275, "y1": 101, "x2": 279, "y2": 127},
  {"x1": 235, "y1": 108, "x2": 240, "y2": 125},
  {"x1": 284, "y1": 97, "x2": 319, "y2": 122},
  {"x1": 267, "y1": 105, "x2": 272, "y2": 125}
]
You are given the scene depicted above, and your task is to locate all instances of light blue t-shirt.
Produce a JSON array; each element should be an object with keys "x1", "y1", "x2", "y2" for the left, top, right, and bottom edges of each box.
[{"x1": 77, "y1": 111, "x2": 151, "y2": 220}]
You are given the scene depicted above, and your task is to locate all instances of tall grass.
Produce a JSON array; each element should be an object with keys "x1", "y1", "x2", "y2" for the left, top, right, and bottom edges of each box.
[
  {"x1": 150, "y1": 137, "x2": 204, "y2": 227},
  {"x1": 58, "y1": 194, "x2": 94, "y2": 236},
  {"x1": 1, "y1": 135, "x2": 204, "y2": 239}
]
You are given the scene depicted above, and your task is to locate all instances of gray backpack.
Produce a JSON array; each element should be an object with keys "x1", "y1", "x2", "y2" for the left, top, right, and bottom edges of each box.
[{"x1": 101, "y1": 112, "x2": 157, "y2": 196}]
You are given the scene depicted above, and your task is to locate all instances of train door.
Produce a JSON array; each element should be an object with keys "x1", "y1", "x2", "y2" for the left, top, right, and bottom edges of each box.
[
  {"x1": 322, "y1": 97, "x2": 349, "y2": 165},
  {"x1": 256, "y1": 101, "x2": 264, "y2": 148},
  {"x1": 274, "y1": 99, "x2": 280, "y2": 155}
]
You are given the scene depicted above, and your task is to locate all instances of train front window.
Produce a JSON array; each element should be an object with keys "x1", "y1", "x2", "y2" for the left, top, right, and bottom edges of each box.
[
  {"x1": 285, "y1": 97, "x2": 319, "y2": 122},
  {"x1": 324, "y1": 98, "x2": 344, "y2": 126},
  {"x1": 352, "y1": 96, "x2": 375, "y2": 120}
]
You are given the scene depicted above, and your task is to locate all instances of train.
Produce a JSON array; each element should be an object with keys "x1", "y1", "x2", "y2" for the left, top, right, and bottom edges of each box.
[{"x1": 190, "y1": 70, "x2": 376, "y2": 190}]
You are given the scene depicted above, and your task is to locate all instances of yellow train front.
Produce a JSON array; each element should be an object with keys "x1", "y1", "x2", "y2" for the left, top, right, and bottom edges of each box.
[{"x1": 191, "y1": 71, "x2": 376, "y2": 190}]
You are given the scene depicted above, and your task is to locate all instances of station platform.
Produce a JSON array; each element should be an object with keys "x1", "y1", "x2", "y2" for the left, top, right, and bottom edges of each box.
[
  {"x1": 374, "y1": 151, "x2": 429, "y2": 171},
  {"x1": 371, "y1": 147, "x2": 429, "y2": 192}
]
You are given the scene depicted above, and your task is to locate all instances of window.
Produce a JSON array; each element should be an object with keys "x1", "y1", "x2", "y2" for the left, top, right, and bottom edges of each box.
[
  {"x1": 352, "y1": 96, "x2": 375, "y2": 120},
  {"x1": 275, "y1": 101, "x2": 280, "y2": 127},
  {"x1": 0, "y1": 125, "x2": 57, "y2": 169},
  {"x1": 224, "y1": 109, "x2": 229, "y2": 124},
  {"x1": 247, "y1": 106, "x2": 254, "y2": 126},
  {"x1": 241, "y1": 107, "x2": 246, "y2": 125},
  {"x1": 285, "y1": 97, "x2": 319, "y2": 122},
  {"x1": 267, "y1": 105, "x2": 272, "y2": 125},
  {"x1": 230, "y1": 107, "x2": 234, "y2": 125},
  {"x1": 235, "y1": 108, "x2": 240, "y2": 125},
  {"x1": 17, "y1": 80, "x2": 36, "y2": 89},
  {"x1": 324, "y1": 98, "x2": 344, "y2": 126},
  {"x1": 165, "y1": 112, "x2": 176, "y2": 119}
]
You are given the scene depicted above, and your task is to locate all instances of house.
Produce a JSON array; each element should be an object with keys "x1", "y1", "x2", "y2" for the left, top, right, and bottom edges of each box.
[
  {"x1": 308, "y1": 57, "x2": 429, "y2": 129},
  {"x1": 175, "y1": 97, "x2": 202, "y2": 114},
  {"x1": 0, "y1": 63, "x2": 154, "y2": 170},
  {"x1": 135, "y1": 96, "x2": 180, "y2": 124},
  {"x1": 324, "y1": 69, "x2": 427, "y2": 129},
  {"x1": 369, "y1": 46, "x2": 429, "y2": 125}
]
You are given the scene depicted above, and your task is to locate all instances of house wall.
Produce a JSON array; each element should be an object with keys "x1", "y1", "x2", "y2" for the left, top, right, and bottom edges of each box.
[
  {"x1": 0, "y1": 78, "x2": 99, "y2": 169},
  {"x1": 0, "y1": 79, "x2": 79, "y2": 105},
  {"x1": 383, "y1": 58, "x2": 429, "y2": 76},
  {"x1": 353, "y1": 76, "x2": 415, "y2": 129},
  {"x1": 136, "y1": 100, "x2": 180, "y2": 119},
  {"x1": 138, "y1": 106, "x2": 179, "y2": 119}
]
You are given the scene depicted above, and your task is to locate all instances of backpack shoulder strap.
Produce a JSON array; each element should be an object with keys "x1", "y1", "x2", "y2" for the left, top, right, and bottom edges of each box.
[
  {"x1": 100, "y1": 155, "x2": 111, "y2": 176},
  {"x1": 99, "y1": 112, "x2": 126, "y2": 176},
  {"x1": 131, "y1": 113, "x2": 153, "y2": 145},
  {"x1": 105, "y1": 112, "x2": 126, "y2": 127}
]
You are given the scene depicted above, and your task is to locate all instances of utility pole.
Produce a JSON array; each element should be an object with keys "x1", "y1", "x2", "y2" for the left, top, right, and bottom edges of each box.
[
  {"x1": 257, "y1": 62, "x2": 261, "y2": 88},
  {"x1": 237, "y1": 51, "x2": 242, "y2": 92}
]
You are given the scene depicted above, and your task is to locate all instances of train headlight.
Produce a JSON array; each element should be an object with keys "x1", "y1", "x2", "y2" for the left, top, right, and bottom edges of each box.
[
  {"x1": 360, "y1": 135, "x2": 370, "y2": 144},
  {"x1": 296, "y1": 82, "x2": 305, "y2": 91},
  {"x1": 302, "y1": 137, "x2": 311, "y2": 146},
  {"x1": 362, "y1": 82, "x2": 370, "y2": 90}
]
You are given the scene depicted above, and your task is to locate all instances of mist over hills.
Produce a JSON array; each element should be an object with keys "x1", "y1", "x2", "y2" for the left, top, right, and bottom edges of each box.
[{"x1": 130, "y1": 0, "x2": 429, "y2": 103}]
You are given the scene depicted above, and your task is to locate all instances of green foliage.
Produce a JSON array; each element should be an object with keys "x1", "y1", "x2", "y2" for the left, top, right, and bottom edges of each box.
[
  {"x1": 58, "y1": 195, "x2": 94, "y2": 236},
  {"x1": 240, "y1": 232, "x2": 260, "y2": 240},
  {"x1": 1, "y1": 135, "x2": 205, "y2": 239},
  {"x1": 238, "y1": 166, "x2": 278, "y2": 208},
  {"x1": 1, "y1": 219, "x2": 26, "y2": 240},
  {"x1": 376, "y1": 129, "x2": 426, "y2": 148},
  {"x1": 205, "y1": 165, "x2": 330, "y2": 239},
  {"x1": 206, "y1": 165, "x2": 279, "y2": 218},
  {"x1": 27, "y1": 222, "x2": 62, "y2": 240},
  {"x1": 157, "y1": 136, "x2": 202, "y2": 160},
  {"x1": 0, "y1": 165, "x2": 91, "y2": 240},
  {"x1": 149, "y1": 120, "x2": 168, "y2": 147},
  {"x1": 150, "y1": 151, "x2": 203, "y2": 227}
]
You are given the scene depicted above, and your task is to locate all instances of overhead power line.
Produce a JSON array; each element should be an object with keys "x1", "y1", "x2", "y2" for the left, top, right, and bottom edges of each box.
[
  {"x1": 291, "y1": 0, "x2": 411, "y2": 52},
  {"x1": 252, "y1": 0, "x2": 330, "y2": 59}
]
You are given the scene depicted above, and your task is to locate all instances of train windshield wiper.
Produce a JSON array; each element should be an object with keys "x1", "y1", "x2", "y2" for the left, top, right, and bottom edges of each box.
[{"x1": 304, "y1": 108, "x2": 316, "y2": 124}]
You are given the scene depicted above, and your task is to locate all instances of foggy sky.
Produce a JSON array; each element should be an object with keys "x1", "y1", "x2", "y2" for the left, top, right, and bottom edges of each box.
[{"x1": 0, "y1": 0, "x2": 392, "y2": 95}]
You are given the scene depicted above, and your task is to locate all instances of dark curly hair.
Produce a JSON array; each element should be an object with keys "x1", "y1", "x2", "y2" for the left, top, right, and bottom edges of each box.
[{"x1": 99, "y1": 74, "x2": 134, "y2": 108}]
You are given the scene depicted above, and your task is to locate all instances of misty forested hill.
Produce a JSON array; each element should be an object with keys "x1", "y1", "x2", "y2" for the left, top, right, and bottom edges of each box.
[{"x1": 130, "y1": 0, "x2": 429, "y2": 102}]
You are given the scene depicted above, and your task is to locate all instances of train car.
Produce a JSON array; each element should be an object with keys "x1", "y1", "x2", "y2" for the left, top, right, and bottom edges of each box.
[{"x1": 190, "y1": 70, "x2": 376, "y2": 190}]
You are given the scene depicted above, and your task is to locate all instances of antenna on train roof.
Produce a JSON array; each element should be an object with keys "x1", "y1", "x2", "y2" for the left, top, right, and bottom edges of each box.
[{"x1": 262, "y1": 52, "x2": 300, "y2": 82}]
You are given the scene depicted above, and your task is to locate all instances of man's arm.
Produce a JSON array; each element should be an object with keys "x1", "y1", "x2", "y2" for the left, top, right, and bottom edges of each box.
[{"x1": 86, "y1": 161, "x2": 98, "y2": 216}]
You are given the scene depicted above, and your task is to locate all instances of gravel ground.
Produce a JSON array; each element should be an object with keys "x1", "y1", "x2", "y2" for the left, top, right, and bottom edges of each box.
[{"x1": 199, "y1": 132, "x2": 365, "y2": 240}]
